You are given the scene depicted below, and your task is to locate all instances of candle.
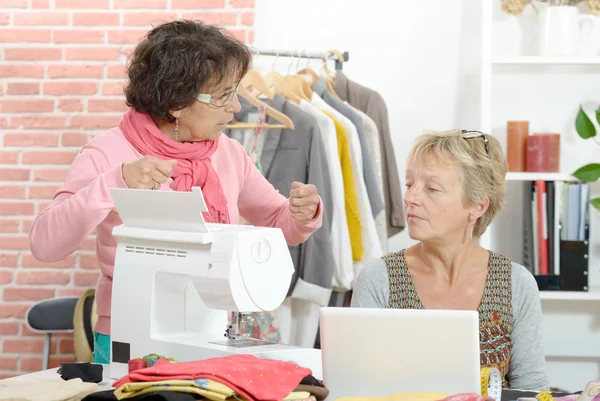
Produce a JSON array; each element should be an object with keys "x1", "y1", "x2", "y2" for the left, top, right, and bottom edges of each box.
[
  {"x1": 526, "y1": 133, "x2": 560, "y2": 172},
  {"x1": 507, "y1": 121, "x2": 529, "y2": 172}
]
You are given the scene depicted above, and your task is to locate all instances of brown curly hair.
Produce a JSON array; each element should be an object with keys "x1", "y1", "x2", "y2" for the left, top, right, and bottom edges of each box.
[{"x1": 124, "y1": 20, "x2": 251, "y2": 123}]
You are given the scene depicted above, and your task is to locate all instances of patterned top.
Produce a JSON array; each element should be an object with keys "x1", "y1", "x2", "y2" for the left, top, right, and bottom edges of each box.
[{"x1": 383, "y1": 249, "x2": 513, "y2": 387}]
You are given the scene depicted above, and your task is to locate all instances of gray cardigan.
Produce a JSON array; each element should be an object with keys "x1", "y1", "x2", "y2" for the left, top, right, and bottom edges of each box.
[
  {"x1": 227, "y1": 94, "x2": 335, "y2": 306},
  {"x1": 351, "y1": 257, "x2": 550, "y2": 391}
]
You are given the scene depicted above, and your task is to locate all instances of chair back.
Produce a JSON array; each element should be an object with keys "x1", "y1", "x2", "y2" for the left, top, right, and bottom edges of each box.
[{"x1": 73, "y1": 289, "x2": 96, "y2": 362}]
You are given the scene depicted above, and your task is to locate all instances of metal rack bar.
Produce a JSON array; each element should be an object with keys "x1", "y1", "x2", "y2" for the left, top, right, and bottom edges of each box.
[{"x1": 250, "y1": 48, "x2": 349, "y2": 70}]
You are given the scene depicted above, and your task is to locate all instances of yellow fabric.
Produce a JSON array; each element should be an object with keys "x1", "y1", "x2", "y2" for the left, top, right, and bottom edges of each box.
[
  {"x1": 334, "y1": 392, "x2": 449, "y2": 401},
  {"x1": 323, "y1": 110, "x2": 364, "y2": 261},
  {"x1": 0, "y1": 378, "x2": 98, "y2": 401},
  {"x1": 114, "y1": 379, "x2": 234, "y2": 401},
  {"x1": 284, "y1": 391, "x2": 312, "y2": 400}
]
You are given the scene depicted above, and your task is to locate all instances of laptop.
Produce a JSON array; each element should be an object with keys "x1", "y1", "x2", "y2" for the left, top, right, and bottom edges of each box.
[{"x1": 319, "y1": 307, "x2": 481, "y2": 399}]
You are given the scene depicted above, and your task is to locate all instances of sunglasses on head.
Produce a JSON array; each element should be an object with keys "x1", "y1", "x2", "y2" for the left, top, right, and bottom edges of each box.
[{"x1": 461, "y1": 130, "x2": 490, "y2": 156}]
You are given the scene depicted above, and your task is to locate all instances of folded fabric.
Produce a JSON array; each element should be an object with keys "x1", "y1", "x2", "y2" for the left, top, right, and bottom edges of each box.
[
  {"x1": 441, "y1": 394, "x2": 494, "y2": 401},
  {"x1": 82, "y1": 390, "x2": 198, "y2": 401},
  {"x1": 0, "y1": 378, "x2": 98, "y2": 401},
  {"x1": 114, "y1": 379, "x2": 235, "y2": 401},
  {"x1": 58, "y1": 363, "x2": 104, "y2": 383},
  {"x1": 295, "y1": 384, "x2": 329, "y2": 401},
  {"x1": 113, "y1": 354, "x2": 312, "y2": 401}
]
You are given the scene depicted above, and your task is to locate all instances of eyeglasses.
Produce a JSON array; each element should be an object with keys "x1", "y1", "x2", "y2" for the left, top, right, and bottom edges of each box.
[
  {"x1": 196, "y1": 85, "x2": 239, "y2": 108},
  {"x1": 461, "y1": 129, "x2": 490, "y2": 156}
]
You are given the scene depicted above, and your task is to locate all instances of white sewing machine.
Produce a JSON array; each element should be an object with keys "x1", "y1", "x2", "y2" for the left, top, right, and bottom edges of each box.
[{"x1": 108, "y1": 187, "x2": 322, "y2": 380}]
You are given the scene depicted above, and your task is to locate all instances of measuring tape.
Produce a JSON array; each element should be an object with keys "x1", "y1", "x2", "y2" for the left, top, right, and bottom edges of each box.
[
  {"x1": 536, "y1": 391, "x2": 556, "y2": 401},
  {"x1": 480, "y1": 367, "x2": 503, "y2": 401}
]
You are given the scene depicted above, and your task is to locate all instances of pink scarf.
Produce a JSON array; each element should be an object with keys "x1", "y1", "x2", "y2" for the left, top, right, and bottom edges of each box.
[{"x1": 119, "y1": 108, "x2": 230, "y2": 224}]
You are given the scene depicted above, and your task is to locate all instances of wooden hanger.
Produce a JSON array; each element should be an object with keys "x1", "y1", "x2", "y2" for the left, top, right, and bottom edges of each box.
[{"x1": 226, "y1": 70, "x2": 294, "y2": 130}]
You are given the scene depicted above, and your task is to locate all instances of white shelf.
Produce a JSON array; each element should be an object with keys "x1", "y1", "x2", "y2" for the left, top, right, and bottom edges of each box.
[
  {"x1": 540, "y1": 291, "x2": 600, "y2": 301},
  {"x1": 506, "y1": 172, "x2": 577, "y2": 181},
  {"x1": 493, "y1": 56, "x2": 600, "y2": 65}
]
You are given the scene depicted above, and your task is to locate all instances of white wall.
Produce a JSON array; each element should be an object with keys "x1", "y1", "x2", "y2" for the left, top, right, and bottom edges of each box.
[{"x1": 253, "y1": 0, "x2": 483, "y2": 252}]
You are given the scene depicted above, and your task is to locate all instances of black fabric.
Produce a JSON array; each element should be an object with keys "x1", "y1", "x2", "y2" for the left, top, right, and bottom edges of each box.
[
  {"x1": 58, "y1": 362, "x2": 103, "y2": 383},
  {"x1": 27, "y1": 297, "x2": 78, "y2": 331},
  {"x1": 501, "y1": 389, "x2": 579, "y2": 401},
  {"x1": 83, "y1": 295, "x2": 95, "y2": 350},
  {"x1": 83, "y1": 390, "x2": 200, "y2": 401},
  {"x1": 300, "y1": 375, "x2": 325, "y2": 388}
]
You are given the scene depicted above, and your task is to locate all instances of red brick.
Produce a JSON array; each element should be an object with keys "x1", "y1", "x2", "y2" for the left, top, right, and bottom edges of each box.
[
  {"x1": 0, "y1": 304, "x2": 29, "y2": 319},
  {"x1": 11, "y1": 116, "x2": 67, "y2": 130},
  {"x1": 0, "y1": 29, "x2": 50, "y2": 43},
  {"x1": 65, "y1": 47, "x2": 120, "y2": 61},
  {"x1": 48, "y1": 65, "x2": 103, "y2": 79},
  {"x1": 58, "y1": 99, "x2": 83, "y2": 112},
  {"x1": 0, "y1": 186, "x2": 25, "y2": 199},
  {"x1": 58, "y1": 287, "x2": 86, "y2": 297},
  {"x1": 69, "y1": 115, "x2": 121, "y2": 129},
  {"x1": 3, "y1": 287, "x2": 56, "y2": 302},
  {"x1": 36, "y1": 202, "x2": 52, "y2": 214},
  {"x1": 229, "y1": 29, "x2": 244, "y2": 42},
  {"x1": 0, "y1": 168, "x2": 30, "y2": 181},
  {"x1": 247, "y1": 30, "x2": 253, "y2": 44},
  {"x1": 0, "y1": 220, "x2": 20, "y2": 233},
  {"x1": 6, "y1": 82, "x2": 40, "y2": 95},
  {"x1": 4, "y1": 339, "x2": 45, "y2": 354},
  {"x1": 43, "y1": 82, "x2": 97, "y2": 96},
  {"x1": 32, "y1": 0, "x2": 50, "y2": 7},
  {"x1": 88, "y1": 99, "x2": 127, "y2": 113},
  {"x1": 0, "y1": 117, "x2": 7, "y2": 129},
  {"x1": 114, "y1": 0, "x2": 166, "y2": 7},
  {"x1": 4, "y1": 133, "x2": 58, "y2": 147},
  {"x1": 0, "y1": 270, "x2": 13, "y2": 284},
  {"x1": 74, "y1": 271, "x2": 100, "y2": 286},
  {"x1": 33, "y1": 168, "x2": 67, "y2": 182},
  {"x1": 20, "y1": 357, "x2": 43, "y2": 372},
  {"x1": 22, "y1": 219, "x2": 33, "y2": 233},
  {"x1": 16, "y1": 270, "x2": 70, "y2": 285},
  {"x1": 61, "y1": 132, "x2": 89, "y2": 146},
  {"x1": 21, "y1": 254, "x2": 75, "y2": 269},
  {"x1": 80, "y1": 238, "x2": 96, "y2": 251},
  {"x1": 59, "y1": 339, "x2": 75, "y2": 354},
  {"x1": 0, "y1": 322, "x2": 19, "y2": 335},
  {"x1": 105, "y1": 64, "x2": 126, "y2": 79},
  {"x1": 12, "y1": 12, "x2": 69, "y2": 25},
  {"x1": 107, "y1": 30, "x2": 147, "y2": 44},
  {"x1": 101, "y1": 81, "x2": 125, "y2": 95},
  {"x1": 230, "y1": 0, "x2": 254, "y2": 7},
  {"x1": 0, "y1": 236, "x2": 29, "y2": 250},
  {"x1": 0, "y1": 65, "x2": 44, "y2": 78},
  {"x1": 54, "y1": 30, "x2": 104, "y2": 44},
  {"x1": 80, "y1": 254, "x2": 99, "y2": 269},
  {"x1": 73, "y1": 12, "x2": 119, "y2": 26},
  {"x1": 122, "y1": 12, "x2": 178, "y2": 26},
  {"x1": 1, "y1": 99, "x2": 54, "y2": 113},
  {"x1": 5, "y1": 47, "x2": 62, "y2": 61},
  {"x1": 3, "y1": 0, "x2": 28, "y2": 6},
  {"x1": 171, "y1": 0, "x2": 223, "y2": 7},
  {"x1": 0, "y1": 152, "x2": 18, "y2": 164},
  {"x1": 241, "y1": 11, "x2": 254, "y2": 26},
  {"x1": 22, "y1": 151, "x2": 76, "y2": 165},
  {"x1": 56, "y1": 0, "x2": 109, "y2": 8},
  {"x1": 0, "y1": 13, "x2": 7, "y2": 25},
  {"x1": 0, "y1": 202, "x2": 34, "y2": 216},
  {"x1": 27, "y1": 185, "x2": 60, "y2": 199},
  {"x1": 0, "y1": 254, "x2": 18, "y2": 267},
  {"x1": 182, "y1": 12, "x2": 237, "y2": 25},
  {"x1": 49, "y1": 356, "x2": 76, "y2": 368},
  {"x1": 0, "y1": 357, "x2": 17, "y2": 371}
]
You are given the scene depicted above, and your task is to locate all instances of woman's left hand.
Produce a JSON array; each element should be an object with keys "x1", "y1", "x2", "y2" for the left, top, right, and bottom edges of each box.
[{"x1": 289, "y1": 181, "x2": 319, "y2": 221}]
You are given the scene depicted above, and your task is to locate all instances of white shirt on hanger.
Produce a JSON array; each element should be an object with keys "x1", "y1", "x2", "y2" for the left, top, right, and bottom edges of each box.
[
  {"x1": 298, "y1": 99, "x2": 354, "y2": 291},
  {"x1": 311, "y1": 92, "x2": 383, "y2": 284}
]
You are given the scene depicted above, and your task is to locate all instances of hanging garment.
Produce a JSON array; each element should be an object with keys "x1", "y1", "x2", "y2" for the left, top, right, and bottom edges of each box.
[
  {"x1": 311, "y1": 92, "x2": 382, "y2": 283},
  {"x1": 313, "y1": 79, "x2": 384, "y2": 220},
  {"x1": 227, "y1": 93, "x2": 335, "y2": 307},
  {"x1": 113, "y1": 355, "x2": 312, "y2": 401},
  {"x1": 334, "y1": 71, "x2": 405, "y2": 237},
  {"x1": 298, "y1": 99, "x2": 354, "y2": 291},
  {"x1": 345, "y1": 104, "x2": 388, "y2": 254}
]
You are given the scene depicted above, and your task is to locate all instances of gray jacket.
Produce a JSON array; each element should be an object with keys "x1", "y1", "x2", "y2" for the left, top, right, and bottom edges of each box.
[
  {"x1": 313, "y1": 79, "x2": 384, "y2": 219},
  {"x1": 226, "y1": 94, "x2": 335, "y2": 306},
  {"x1": 334, "y1": 71, "x2": 406, "y2": 236}
]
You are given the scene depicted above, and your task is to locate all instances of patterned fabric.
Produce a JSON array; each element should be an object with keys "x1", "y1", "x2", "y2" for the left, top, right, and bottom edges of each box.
[{"x1": 384, "y1": 249, "x2": 513, "y2": 387}]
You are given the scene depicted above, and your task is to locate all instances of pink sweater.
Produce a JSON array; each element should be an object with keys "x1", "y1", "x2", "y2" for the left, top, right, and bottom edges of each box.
[{"x1": 29, "y1": 128, "x2": 323, "y2": 335}]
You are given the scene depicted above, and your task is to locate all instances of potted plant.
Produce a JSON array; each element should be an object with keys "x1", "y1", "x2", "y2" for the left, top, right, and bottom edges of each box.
[
  {"x1": 501, "y1": 0, "x2": 600, "y2": 15},
  {"x1": 572, "y1": 106, "x2": 600, "y2": 211}
]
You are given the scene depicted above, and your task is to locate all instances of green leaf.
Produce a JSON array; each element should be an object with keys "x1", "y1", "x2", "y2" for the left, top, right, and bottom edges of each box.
[
  {"x1": 596, "y1": 107, "x2": 600, "y2": 127},
  {"x1": 572, "y1": 163, "x2": 600, "y2": 182},
  {"x1": 591, "y1": 197, "x2": 600, "y2": 212},
  {"x1": 575, "y1": 106, "x2": 596, "y2": 139}
]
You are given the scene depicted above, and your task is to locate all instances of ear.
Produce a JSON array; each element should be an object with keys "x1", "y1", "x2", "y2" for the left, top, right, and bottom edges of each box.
[
  {"x1": 470, "y1": 195, "x2": 489, "y2": 222},
  {"x1": 170, "y1": 109, "x2": 182, "y2": 119}
]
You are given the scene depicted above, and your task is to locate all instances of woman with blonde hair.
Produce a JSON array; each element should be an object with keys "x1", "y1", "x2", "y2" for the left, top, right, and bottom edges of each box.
[{"x1": 352, "y1": 130, "x2": 549, "y2": 390}]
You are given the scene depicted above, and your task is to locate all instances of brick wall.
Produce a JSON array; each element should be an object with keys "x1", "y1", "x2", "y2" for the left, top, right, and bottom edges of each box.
[{"x1": 0, "y1": 0, "x2": 255, "y2": 378}]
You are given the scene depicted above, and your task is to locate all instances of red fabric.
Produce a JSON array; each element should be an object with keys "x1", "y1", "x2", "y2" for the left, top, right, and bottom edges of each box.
[
  {"x1": 119, "y1": 108, "x2": 230, "y2": 224},
  {"x1": 113, "y1": 354, "x2": 312, "y2": 401},
  {"x1": 442, "y1": 394, "x2": 495, "y2": 401}
]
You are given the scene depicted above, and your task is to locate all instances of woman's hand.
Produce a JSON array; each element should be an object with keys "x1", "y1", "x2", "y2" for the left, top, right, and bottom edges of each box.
[
  {"x1": 122, "y1": 156, "x2": 177, "y2": 190},
  {"x1": 289, "y1": 181, "x2": 319, "y2": 221}
]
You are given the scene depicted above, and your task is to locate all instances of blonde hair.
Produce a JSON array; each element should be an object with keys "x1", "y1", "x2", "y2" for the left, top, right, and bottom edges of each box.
[{"x1": 407, "y1": 130, "x2": 508, "y2": 238}]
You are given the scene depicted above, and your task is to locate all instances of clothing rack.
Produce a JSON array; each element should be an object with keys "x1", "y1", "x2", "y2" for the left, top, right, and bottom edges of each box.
[{"x1": 250, "y1": 48, "x2": 349, "y2": 70}]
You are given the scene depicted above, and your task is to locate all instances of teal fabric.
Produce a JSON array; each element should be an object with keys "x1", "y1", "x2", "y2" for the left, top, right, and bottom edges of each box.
[{"x1": 92, "y1": 332, "x2": 111, "y2": 364}]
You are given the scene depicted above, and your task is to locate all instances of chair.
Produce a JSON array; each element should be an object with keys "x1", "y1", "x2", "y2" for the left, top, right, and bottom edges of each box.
[
  {"x1": 73, "y1": 289, "x2": 96, "y2": 363},
  {"x1": 25, "y1": 296, "x2": 78, "y2": 370}
]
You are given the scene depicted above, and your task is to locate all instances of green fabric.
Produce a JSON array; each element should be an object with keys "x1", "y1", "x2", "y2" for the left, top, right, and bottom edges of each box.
[{"x1": 93, "y1": 332, "x2": 111, "y2": 364}]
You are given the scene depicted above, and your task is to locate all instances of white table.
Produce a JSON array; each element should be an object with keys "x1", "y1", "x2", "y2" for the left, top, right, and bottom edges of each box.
[{"x1": 0, "y1": 364, "x2": 115, "y2": 392}]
